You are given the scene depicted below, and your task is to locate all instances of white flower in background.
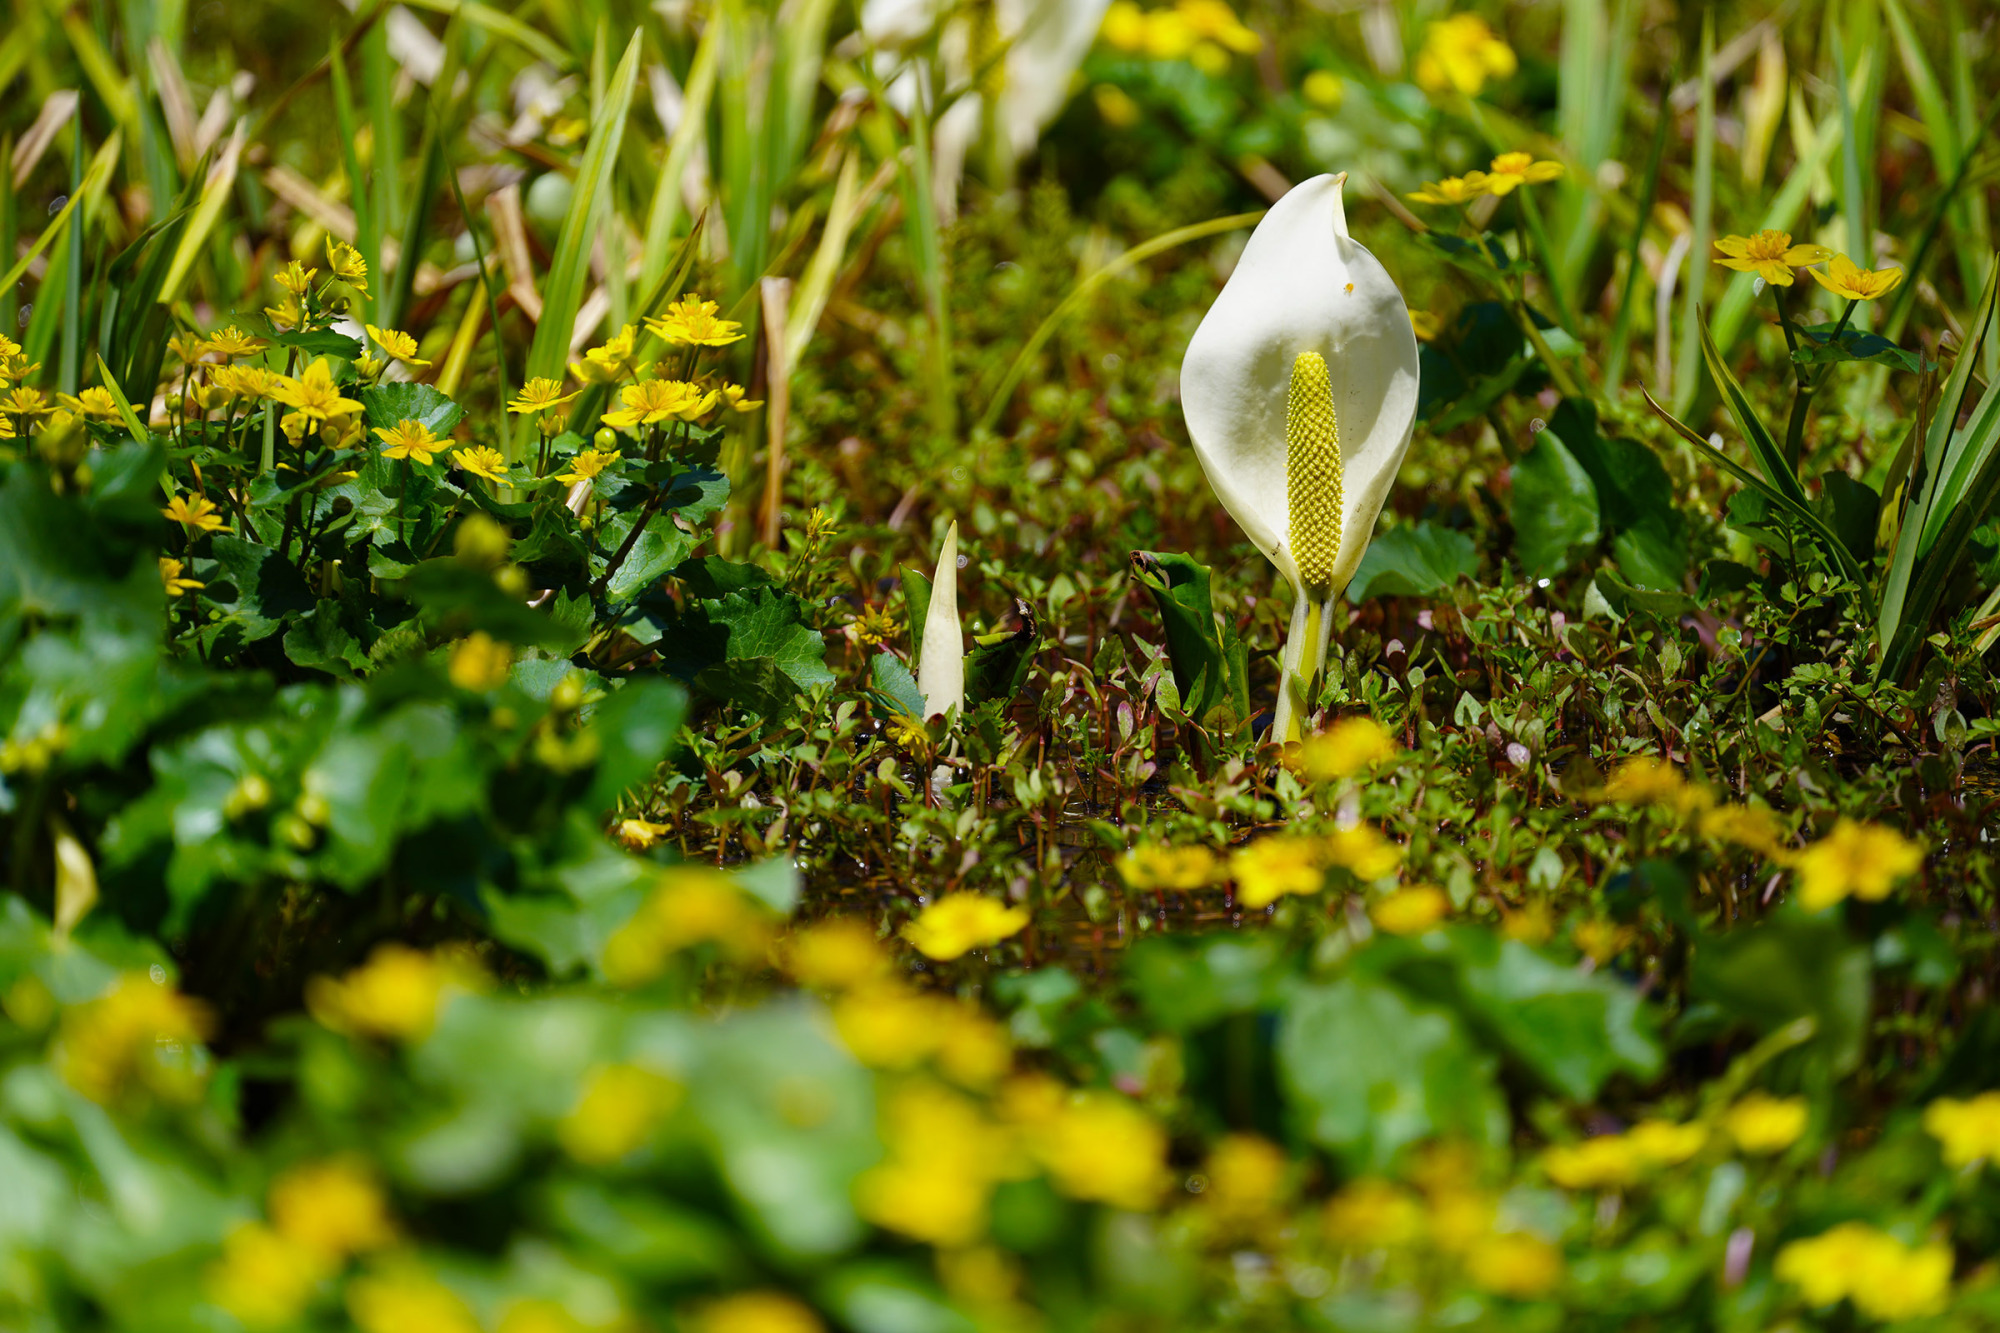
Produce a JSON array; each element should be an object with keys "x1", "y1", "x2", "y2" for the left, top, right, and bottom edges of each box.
[
  {"x1": 1180, "y1": 172, "x2": 1421, "y2": 743},
  {"x1": 918, "y1": 521, "x2": 964, "y2": 718}
]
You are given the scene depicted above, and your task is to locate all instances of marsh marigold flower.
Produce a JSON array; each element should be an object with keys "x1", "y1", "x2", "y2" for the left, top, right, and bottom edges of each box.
[
  {"x1": 1203, "y1": 1134, "x2": 1289, "y2": 1225},
  {"x1": 602, "y1": 377, "x2": 718, "y2": 430},
  {"x1": 54, "y1": 972, "x2": 213, "y2": 1105},
  {"x1": 903, "y1": 893, "x2": 1030, "y2": 961},
  {"x1": 326, "y1": 238, "x2": 370, "y2": 291},
  {"x1": 347, "y1": 1264, "x2": 482, "y2": 1333},
  {"x1": 365, "y1": 324, "x2": 429, "y2": 367},
  {"x1": 1923, "y1": 1091, "x2": 2000, "y2": 1168},
  {"x1": 784, "y1": 917, "x2": 891, "y2": 990},
  {"x1": 1414, "y1": 14, "x2": 1518, "y2": 96},
  {"x1": 1713, "y1": 230, "x2": 1832, "y2": 286},
  {"x1": 1542, "y1": 1135, "x2": 1642, "y2": 1190},
  {"x1": 554, "y1": 447, "x2": 621, "y2": 486},
  {"x1": 856, "y1": 1079, "x2": 1014, "y2": 1245},
  {"x1": 306, "y1": 944, "x2": 456, "y2": 1041},
  {"x1": 374, "y1": 418, "x2": 443, "y2": 463},
  {"x1": 507, "y1": 377, "x2": 577, "y2": 414},
  {"x1": 1601, "y1": 756, "x2": 1710, "y2": 815},
  {"x1": 207, "y1": 1223, "x2": 332, "y2": 1327},
  {"x1": 1628, "y1": 1119, "x2": 1706, "y2": 1165},
  {"x1": 1726, "y1": 1093, "x2": 1809, "y2": 1154},
  {"x1": 1466, "y1": 1232, "x2": 1563, "y2": 1298},
  {"x1": 558, "y1": 1062, "x2": 683, "y2": 1164},
  {"x1": 1701, "y1": 802, "x2": 1790, "y2": 858},
  {"x1": 1482, "y1": 151, "x2": 1564, "y2": 195},
  {"x1": 203, "y1": 325, "x2": 268, "y2": 359},
  {"x1": 603, "y1": 869, "x2": 773, "y2": 984},
  {"x1": 448, "y1": 631, "x2": 512, "y2": 691},
  {"x1": 1371, "y1": 884, "x2": 1449, "y2": 935},
  {"x1": 1810, "y1": 252, "x2": 1905, "y2": 302},
  {"x1": 721, "y1": 383, "x2": 763, "y2": 413},
  {"x1": 1230, "y1": 836, "x2": 1327, "y2": 909},
  {"x1": 1792, "y1": 817, "x2": 1923, "y2": 910},
  {"x1": 1293, "y1": 715, "x2": 1398, "y2": 780},
  {"x1": 571, "y1": 324, "x2": 645, "y2": 383},
  {"x1": 452, "y1": 445, "x2": 508, "y2": 484},
  {"x1": 163, "y1": 492, "x2": 230, "y2": 534},
  {"x1": 696, "y1": 1292, "x2": 824, "y2": 1333},
  {"x1": 159, "y1": 557, "x2": 204, "y2": 596},
  {"x1": 646, "y1": 293, "x2": 746, "y2": 347},
  {"x1": 269, "y1": 1157, "x2": 397, "y2": 1259},
  {"x1": 1324, "y1": 1179, "x2": 1425, "y2": 1248},
  {"x1": 272, "y1": 358, "x2": 365, "y2": 426},
  {"x1": 1116, "y1": 843, "x2": 1218, "y2": 891},
  {"x1": 59, "y1": 385, "x2": 122, "y2": 420},
  {"x1": 1776, "y1": 1223, "x2": 1953, "y2": 1320},
  {"x1": 1024, "y1": 1088, "x2": 1168, "y2": 1210}
]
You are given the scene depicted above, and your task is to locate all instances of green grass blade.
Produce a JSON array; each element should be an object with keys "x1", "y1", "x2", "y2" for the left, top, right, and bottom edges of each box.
[
  {"x1": 640, "y1": 22, "x2": 720, "y2": 295},
  {"x1": 1670, "y1": 12, "x2": 1714, "y2": 416},
  {"x1": 1830, "y1": 24, "x2": 1870, "y2": 330},
  {"x1": 1699, "y1": 311, "x2": 1807, "y2": 505},
  {"x1": 157, "y1": 120, "x2": 244, "y2": 307},
  {"x1": 524, "y1": 31, "x2": 641, "y2": 388},
  {"x1": 1602, "y1": 71, "x2": 1672, "y2": 388},
  {"x1": 328, "y1": 37, "x2": 374, "y2": 325}
]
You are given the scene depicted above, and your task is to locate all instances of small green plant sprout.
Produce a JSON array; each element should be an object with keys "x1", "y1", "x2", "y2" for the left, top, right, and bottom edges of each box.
[{"x1": 1179, "y1": 173, "x2": 1420, "y2": 743}]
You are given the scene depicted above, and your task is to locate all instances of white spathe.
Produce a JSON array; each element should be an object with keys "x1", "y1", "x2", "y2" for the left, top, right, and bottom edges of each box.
[
  {"x1": 1179, "y1": 172, "x2": 1421, "y2": 599},
  {"x1": 917, "y1": 521, "x2": 964, "y2": 718}
]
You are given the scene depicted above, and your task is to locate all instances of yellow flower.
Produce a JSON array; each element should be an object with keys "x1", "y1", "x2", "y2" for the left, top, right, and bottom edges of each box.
[
  {"x1": 1176, "y1": 0, "x2": 1260, "y2": 53},
  {"x1": 1483, "y1": 151, "x2": 1564, "y2": 196},
  {"x1": 271, "y1": 358, "x2": 365, "y2": 426},
  {"x1": 448, "y1": 631, "x2": 512, "y2": 690},
  {"x1": 1116, "y1": 843, "x2": 1218, "y2": 891},
  {"x1": 1572, "y1": 918, "x2": 1631, "y2": 963},
  {"x1": 306, "y1": 944, "x2": 459, "y2": 1041},
  {"x1": 1628, "y1": 1119, "x2": 1706, "y2": 1165},
  {"x1": 1810, "y1": 252, "x2": 1906, "y2": 302},
  {"x1": 347, "y1": 1263, "x2": 482, "y2": 1333},
  {"x1": 507, "y1": 377, "x2": 577, "y2": 414},
  {"x1": 326, "y1": 237, "x2": 370, "y2": 292},
  {"x1": 374, "y1": 418, "x2": 443, "y2": 464},
  {"x1": 58, "y1": 386, "x2": 123, "y2": 420},
  {"x1": 554, "y1": 447, "x2": 621, "y2": 486},
  {"x1": 1465, "y1": 1232, "x2": 1563, "y2": 1298},
  {"x1": 214, "y1": 365, "x2": 281, "y2": 401},
  {"x1": 1776, "y1": 1223, "x2": 1953, "y2": 1320},
  {"x1": 365, "y1": 324, "x2": 429, "y2": 367},
  {"x1": 1302, "y1": 69, "x2": 1343, "y2": 110},
  {"x1": 1600, "y1": 756, "x2": 1711, "y2": 815},
  {"x1": 784, "y1": 917, "x2": 891, "y2": 990},
  {"x1": 570, "y1": 324, "x2": 644, "y2": 383},
  {"x1": 1542, "y1": 1135, "x2": 1642, "y2": 1190},
  {"x1": 1101, "y1": 1, "x2": 1147, "y2": 51},
  {"x1": 856, "y1": 1079, "x2": 1015, "y2": 1245},
  {"x1": 722, "y1": 383, "x2": 764, "y2": 413},
  {"x1": 614, "y1": 819, "x2": 671, "y2": 851},
  {"x1": 452, "y1": 445, "x2": 509, "y2": 484},
  {"x1": 933, "y1": 1005, "x2": 1014, "y2": 1089},
  {"x1": 1792, "y1": 818, "x2": 1923, "y2": 910},
  {"x1": 265, "y1": 293, "x2": 304, "y2": 331},
  {"x1": 1094, "y1": 84, "x2": 1143, "y2": 127},
  {"x1": 1323, "y1": 1178, "x2": 1425, "y2": 1248},
  {"x1": 602, "y1": 869, "x2": 772, "y2": 985},
  {"x1": 1230, "y1": 836, "x2": 1327, "y2": 909},
  {"x1": 159, "y1": 557, "x2": 204, "y2": 596},
  {"x1": 269, "y1": 1157, "x2": 397, "y2": 1259},
  {"x1": 903, "y1": 894, "x2": 1030, "y2": 961},
  {"x1": 1409, "y1": 309, "x2": 1443, "y2": 341},
  {"x1": 1406, "y1": 173, "x2": 1491, "y2": 206},
  {"x1": 695, "y1": 1292, "x2": 824, "y2": 1333},
  {"x1": 0, "y1": 385, "x2": 52, "y2": 416},
  {"x1": 1021, "y1": 1087, "x2": 1167, "y2": 1210},
  {"x1": 1203, "y1": 1134, "x2": 1288, "y2": 1224},
  {"x1": 204, "y1": 325, "x2": 269, "y2": 359},
  {"x1": 1414, "y1": 14, "x2": 1518, "y2": 96},
  {"x1": 1327, "y1": 824, "x2": 1403, "y2": 880},
  {"x1": 275, "y1": 260, "x2": 316, "y2": 299},
  {"x1": 558, "y1": 1062, "x2": 684, "y2": 1164},
  {"x1": 53, "y1": 972, "x2": 213, "y2": 1105},
  {"x1": 1371, "y1": 884, "x2": 1449, "y2": 935},
  {"x1": 1141, "y1": 8, "x2": 1195, "y2": 59},
  {"x1": 645, "y1": 293, "x2": 746, "y2": 347},
  {"x1": 849, "y1": 605, "x2": 897, "y2": 647},
  {"x1": 206, "y1": 1222, "x2": 333, "y2": 1327},
  {"x1": 1293, "y1": 715, "x2": 1398, "y2": 780},
  {"x1": 1701, "y1": 803, "x2": 1790, "y2": 858},
  {"x1": 1923, "y1": 1091, "x2": 2000, "y2": 1168},
  {"x1": 1726, "y1": 1093, "x2": 1809, "y2": 1154},
  {"x1": 602, "y1": 377, "x2": 719, "y2": 430},
  {"x1": 833, "y1": 983, "x2": 953, "y2": 1069},
  {"x1": 1713, "y1": 230, "x2": 1833, "y2": 287},
  {"x1": 162, "y1": 492, "x2": 231, "y2": 534}
]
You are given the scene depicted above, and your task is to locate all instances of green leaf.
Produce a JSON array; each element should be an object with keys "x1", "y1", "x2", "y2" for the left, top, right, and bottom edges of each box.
[
  {"x1": 282, "y1": 599, "x2": 371, "y2": 678},
  {"x1": 401, "y1": 561, "x2": 589, "y2": 653},
  {"x1": 1125, "y1": 933, "x2": 1296, "y2": 1033},
  {"x1": 693, "y1": 657, "x2": 800, "y2": 715},
  {"x1": 658, "y1": 590, "x2": 834, "y2": 702},
  {"x1": 1795, "y1": 323, "x2": 1930, "y2": 374},
  {"x1": 675, "y1": 554, "x2": 771, "y2": 600},
  {"x1": 1549, "y1": 399, "x2": 1688, "y2": 590},
  {"x1": 1691, "y1": 914, "x2": 1872, "y2": 1075},
  {"x1": 869, "y1": 651, "x2": 925, "y2": 718},
  {"x1": 1346, "y1": 523, "x2": 1478, "y2": 601},
  {"x1": 1129, "y1": 550, "x2": 1247, "y2": 724},
  {"x1": 1511, "y1": 430, "x2": 1601, "y2": 578},
  {"x1": 1816, "y1": 472, "x2": 1881, "y2": 566},
  {"x1": 966, "y1": 600, "x2": 1040, "y2": 705},
  {"x1": 205, "y1": 536, "x2": 316, "y2": 645},
  {"x1": 1277, "y1": 976, "x2": 1507, "y2": 1170},
  {"x1": 357, "y1": 381, "x2": 466, "y2": 438},
  {"x1": 1591, "y1": 569, "x2": 1699, "y2": 621},
  {"x1": 584, "y1": 678, "x2": 690, "y2": 812}
]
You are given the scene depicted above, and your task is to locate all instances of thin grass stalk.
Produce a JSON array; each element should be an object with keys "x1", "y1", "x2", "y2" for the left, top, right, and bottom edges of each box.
[
  {"x1": 1671, "y1": 12, "x2": 1714, "y2": 417},
  {"x1": 760, "y1": 275, "x2": 793, "y2": 549}
]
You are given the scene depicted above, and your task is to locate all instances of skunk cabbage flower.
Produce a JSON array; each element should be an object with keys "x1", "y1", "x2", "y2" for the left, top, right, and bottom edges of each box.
[
  {"x1": 917, "y1": 521, "x2": 964, "y2": 718},
  {"x1": 1180, "y1": 173, "x2": 1420, "y2": 742}
]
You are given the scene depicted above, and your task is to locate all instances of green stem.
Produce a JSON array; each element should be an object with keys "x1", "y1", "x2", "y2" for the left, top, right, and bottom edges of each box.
[{"x1": 1272, "y1": 588, "x2": 1337, "y2": 745}]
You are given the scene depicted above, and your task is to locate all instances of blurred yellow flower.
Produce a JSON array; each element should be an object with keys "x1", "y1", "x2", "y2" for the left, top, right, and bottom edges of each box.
[
  {"x1": 1712, "y1": 230, "x2": 1833, "y2": 287},
  {"x1": 646, "y1": 293, "x2": 746, "y2": 347},
  {"x1": 306, "y1": 944, "x2": 459, "y2": 1041},
  {"x1": 1410, "y1": 309, "x2": 1443, "y2": 341},
  {"x1": 1482, "y1": 151, "x2": 1564, "y2": 196},
  {"x1": 603, "y1": 868, "x2": 773, "y2": 984},
  {"x1": 602, "y1": 377, "x2": 718, "y2": 430},
  {"x1": 1141, "y1": 8, "x2": 1195, "y2": 59},
  {"x1": 1323, "y1": 1178, "x2": 1425, "y2": 1248},
  {"x1": 615, "y1": 819, "x2": 671, "y2": 851},
  {"x1": 508, "y1": 377, "x2": 577, "y2": 414},
  {"x1": 934, "y1": 1004, "x2": 1014, "y2": 1089},
  {"x1": 721, "y1": 382, "x2": 763, "y2": 413},
  {"x1": 1414, "y1": 14, "x2": 1518, "y2": 96},
  {"x1": 163, "y1": 492, "x2": 231, "y2": 534},
  {"x1": 159, "y1": 557, "x2": 204, "y2": 596},
  {"x1": 1117, "y1": 843, "x2": 1218, "y2": 891},
  {"x1": 1700, "y1": 802, "x2": 1789, "y2": 858},
  {"x1": 54, "y1": 972, "x2": 212, "y2": 1105},
  {"x1": 1202, "y1": 1134, "x2": 1288, "y2": 1225},
  {"x1": 903, "y1": 894, "x2": 1029, "y2": 961},
  {"x1": 1810, "y1": 253, "x2": 1904, "y2": 302},
  {"x1": 1327, "y1": 824, "x2": 1403, "y2": 881},
  {"x1": 1776, "y1": 1223, "x2": 1953, "y2": 1320},
  {"x1": 1101, "y1": 1, "x2": 1147, "y2": 50},
  {"x1": 1093, "y1": 84, "x2": 1143, "y2": 127},
  {"x1": 448, "y1": 631, "x2": 513, "y2": 691},
  {"x1": 1302, "y1": 69, "x2": 1343, "y2": 110},
  {"x1": 1406, "y1": 173, "x2": 1490, "y2": 206},
  {"x1": 1792, "y1": 818, "x2": 1923, "y2": 910},
  {"x1": 207, "y1": 1222, "x2": 332, "y2": 1327},
  {"x1": 348, "y1": 1263, "x2": 483, "y2": 1333},
  {"x1": 696, "y1": 1292, "x2": 824, "y2": 1333},
  {"x1": 559, "y1": 1062, "x2": 684, "y2": 1164},
  {"x1": 1371, "y1": 884, "x2": 1449, "y2": 935},
  {"x1": 833, "y1": 983, "x2": 950, "y2": 1069},
  {"x1": 1230, "y1": 836, "x2": 1327, "y2": 909},
  {"x1": 1572, "y1": 918, "x2": 1631, "y2": 963},
  {"x1": 1465, "y1": 1231, "x2": 1563, "y2": 1298},
  {"x1": 856, "y1": 1080, "x2": 1014, "y2": 1245},
  {"x1": 785, "y1": 917, "x2": 891, "y2": 990},
  {"x1": 374, "y1": 418, "x2": 443, "y2": 464},
  {"x1": 1628, "y1": 1119, "x2": 1706, "y2": 1165},
  {"x1": 452, "y1": 444, "x2": 509, "y2": 484},
  {"x1": 1923, "y1": 1091, "x2": 2000, "y2": 1168},
  {"x1": 1542, "y1": 1135, "x2": 1641, "y2": 1190},
  {"x1": 1177, "y1": 0, "x2": 1260, "y2": 53},
  {"x1": 269, "y1": 1157, "x2": 397, "y2": 1259},
  {"x1": 1726, "y1": 1093, "x2": 1809, "y2": 1154},
  {"x1": 1023, "y1": 1088, "x2": 1167, "y2": 1210},
  {"x1": 554, "y1": 447, "x2": 621, "y2": 486},
  {"x1": 1600, "y1": 756, "x2": 1710, "y2": 815},
  {"x1": 1294, "y1": 715, "x2": 1398, "y2": 780}
]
